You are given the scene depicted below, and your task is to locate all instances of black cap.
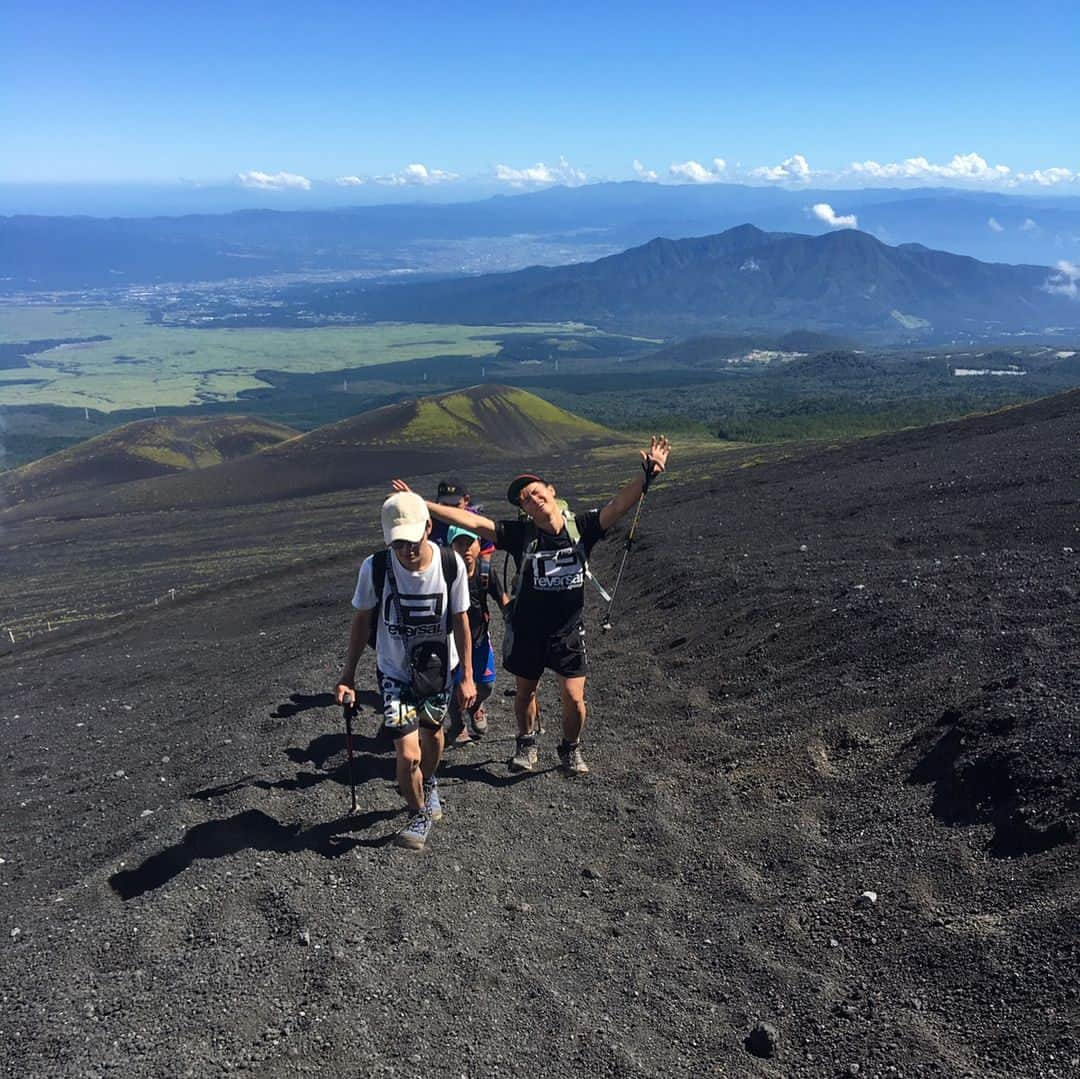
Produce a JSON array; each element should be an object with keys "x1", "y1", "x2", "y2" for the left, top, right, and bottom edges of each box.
[
  {"x1": 436, "y1": 478, "x2": 469, "y2": 503},
  {"x1": 506, "y1": 473, "x2": 546, "y2": 506}
]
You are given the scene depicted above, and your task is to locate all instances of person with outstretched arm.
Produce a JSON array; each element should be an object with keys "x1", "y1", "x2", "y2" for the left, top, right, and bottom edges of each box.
[
  {"x1": 335, "y1": 491, "x2": 476, "y2": 850},
  {"x1": 392, "y1": 434, "x2": 670, "y2": 776}
]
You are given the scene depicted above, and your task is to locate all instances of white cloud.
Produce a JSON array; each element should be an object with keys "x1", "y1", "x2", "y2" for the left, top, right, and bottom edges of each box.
[
  {"x1": 374, "y1": 163, "x2": 459, "y2": 187},
  {"x1": 668, "y1": 157, "x2": 727, "y2": 183},
  {"x1": 832, "y1": 154, "x2": 1079, "y2": 190},
  {"x1": 750, "y1": 153, "x2": 812, "y2": 183},
  {"x1": 494, "y1": 156, "x2": 587, "y2": 187},
  {"x1": 987, "y1": 216, "x2": 1005, "y2": 232},
  {"x1": 1044, "y1": 260, "x2": 1080, "y2": 300},
  {"x1": 1016, "y1": 167, "x2": 1075, "y2": 186},
  {"x1": 633, "y1": 159, "x2": 659, "y2": 182},
  {"x1": 812, "y1": 202, "x2": 858, "y2": 229},
  {"x1": 236, "y1": 170, "x2": 312, "y2": 191},
  {"x1": 848, "y1": 152, "x2": 1011, "y2": 184},
  {"x1": 1021, "y1": 218, "x2": 1039, "y2": 232},
  {"x1": 336, "y1": 175, "x2": 366, "y2": 187}
]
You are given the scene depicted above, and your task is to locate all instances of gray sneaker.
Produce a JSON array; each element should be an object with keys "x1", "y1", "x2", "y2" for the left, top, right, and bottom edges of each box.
[
  {"x1": 395, "y1": 811, "x2": 433, "y2": 850},
  {"x1": 509, "y1": 737, "x2": 539, "y2": 773},
  {"x1": 423, "y1": 778, "x2": 443, "y2": 821},
  {"x1": 557, "y1": 741, "x2": 590, "y2": 775}
]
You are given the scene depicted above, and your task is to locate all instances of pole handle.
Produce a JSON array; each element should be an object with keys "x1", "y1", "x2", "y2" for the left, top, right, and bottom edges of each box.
[{"x1": 642, "y1": 457, "x2": 660, "y2": 492}]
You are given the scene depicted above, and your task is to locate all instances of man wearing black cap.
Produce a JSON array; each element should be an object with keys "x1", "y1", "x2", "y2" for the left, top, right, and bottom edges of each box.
[
  {"x1": 392, "y1": 434, "x2": 670, "y2": 775},
  {"x1": 431, "y1": 478, "x2": 470, "y2": 546}
]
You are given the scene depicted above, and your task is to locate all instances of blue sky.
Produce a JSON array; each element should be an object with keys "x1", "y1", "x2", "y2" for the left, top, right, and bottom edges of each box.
[{"x1": 5, "y1": 0, "x2": 1079, "y2": 196}]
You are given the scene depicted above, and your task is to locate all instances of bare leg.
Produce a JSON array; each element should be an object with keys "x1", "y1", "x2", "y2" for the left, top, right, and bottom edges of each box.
[
  {"x1": 514, "y1": 675, "x2": 541, "y2": 737},
  {"x1": 558, "y1": 675, "x2": 587, "y2": 743},
  {"x1": 395, "y1": 730, "x2": 423, "y2": 812},
  {"x1": 419, "y1": 724, "x2": 445, "y2": 782}
]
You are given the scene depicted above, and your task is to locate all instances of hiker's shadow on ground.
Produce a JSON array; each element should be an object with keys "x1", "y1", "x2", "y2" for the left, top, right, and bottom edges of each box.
[
  {"x1": 271, "y1": 690, "x2": 380, "y2": 719},
  {"x1": 191, "y1": 746, "x2": 396, "y2": 800},
  {"x1": 109, "y1": 808, "x2": 399, "y2": 900},
  {"x1": 440, "y1": 755, "x2": 550, "y2": 788},
  {"x1": 191, "y1": 711, "x2": 396, "y2": 803}
]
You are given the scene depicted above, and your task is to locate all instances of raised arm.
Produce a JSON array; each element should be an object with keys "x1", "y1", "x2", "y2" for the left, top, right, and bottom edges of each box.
[
  {"x1": 390, "y1": 478, "x2": 498, "y2": 542},
  {"x1": 598, "y1": 435, "x2": 671, "y2": 533}
]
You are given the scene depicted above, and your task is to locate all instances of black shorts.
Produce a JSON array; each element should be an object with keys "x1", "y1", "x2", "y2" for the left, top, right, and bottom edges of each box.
[{"x1": 503, "y1": 619, "x2": 588, "y2": 681}]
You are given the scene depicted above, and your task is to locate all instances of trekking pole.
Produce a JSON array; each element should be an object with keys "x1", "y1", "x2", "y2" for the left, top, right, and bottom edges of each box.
[
  {"x1": 342, "y1": 698, "x2": 358, "y2": 815},
  {"x1": 600, "y1": 459, "x2": 659, "y2": 633}
]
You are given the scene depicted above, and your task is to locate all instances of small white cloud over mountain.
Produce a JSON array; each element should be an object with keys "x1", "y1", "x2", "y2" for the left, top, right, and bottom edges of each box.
[
  {"x1": 494, "y1": 156, "x2": 586, "y2": 187},
  {"x1": 812, "y1": 203, "x2": 857, "y2": 228},
  {"x1": 987, "y1": 217, "x2": 1005, "y2": 232},
  {"x1": 633, "y1": 159, "x2": 658, "y2": 182},
  {"x1": 751, "y1": 154, "x2": 812, "y2": 182},
  {"x1": 668, "y1": 158, "x2": 727, "y2": 183},
  {"x1": 1044, "y1": 261, "x2": 1080, "y2": 300},
  {"x1": 236, "y1": 170, "x2": 312, "y2": 191}
]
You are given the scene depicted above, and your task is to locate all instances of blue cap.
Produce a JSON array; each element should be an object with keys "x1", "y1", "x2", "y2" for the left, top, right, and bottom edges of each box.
[{"x1": 447, "y1": 524, "x2": 480, "y2": 545}]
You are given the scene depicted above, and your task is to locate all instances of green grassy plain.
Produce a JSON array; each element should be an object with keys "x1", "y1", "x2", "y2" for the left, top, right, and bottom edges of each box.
[{"x1": 0, "y1": 306, "x2": 600, "y2": 411}]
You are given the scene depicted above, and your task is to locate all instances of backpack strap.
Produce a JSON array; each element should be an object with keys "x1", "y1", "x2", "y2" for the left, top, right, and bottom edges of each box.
[
  {"x1": 439, "y1": 545, "x2": 459, "y2": 631},
  {"x1": 368, "y1": 549, "x2": 390, "y2": 648},
  {"x1": 477, "y1": 552, "x2": 492, "y2": 624}
]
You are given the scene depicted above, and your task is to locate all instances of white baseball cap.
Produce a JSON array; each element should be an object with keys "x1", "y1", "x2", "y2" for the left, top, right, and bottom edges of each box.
[{"x1": 381, "y1": 492, "x2": 429, "y2": 545}]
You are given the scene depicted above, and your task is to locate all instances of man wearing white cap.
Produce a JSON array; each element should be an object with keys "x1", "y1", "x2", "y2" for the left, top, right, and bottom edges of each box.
[{"x1": 335, "y1": 491, "x2": 475, "y2": 850}]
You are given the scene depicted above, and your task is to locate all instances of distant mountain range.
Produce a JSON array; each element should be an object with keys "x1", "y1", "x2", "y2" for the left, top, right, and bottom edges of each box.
[
  {"x1": 313, "y1": 225, "x2": 1080, "y2": 338},
  {"x1": 3, "y1": 181, "x2": 1079, "y2": 291}
]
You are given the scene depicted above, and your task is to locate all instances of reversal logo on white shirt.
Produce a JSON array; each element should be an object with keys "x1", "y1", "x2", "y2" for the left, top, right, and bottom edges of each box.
[
  {"x1": 384, "y1": 592, "x2": 445, "y2": 639},
  {"x1": 529, "y1": 548, "x2": 584, "y2": 592}
]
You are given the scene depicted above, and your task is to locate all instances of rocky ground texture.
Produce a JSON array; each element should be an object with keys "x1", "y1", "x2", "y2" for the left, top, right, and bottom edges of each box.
[{"x1": 2, "y1": 391, "x2": 1078, "y2": 1078}]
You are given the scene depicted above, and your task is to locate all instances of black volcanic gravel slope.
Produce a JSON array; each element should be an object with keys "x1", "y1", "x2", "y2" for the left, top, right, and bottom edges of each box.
[{"x1": 1, "y1": 392, "x2": 1078, "y2": 1078}]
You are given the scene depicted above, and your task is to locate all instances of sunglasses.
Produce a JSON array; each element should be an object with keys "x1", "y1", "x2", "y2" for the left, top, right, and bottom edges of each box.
[{"x1": 391, "y1": 538, "x2": 422, "y2": 551}]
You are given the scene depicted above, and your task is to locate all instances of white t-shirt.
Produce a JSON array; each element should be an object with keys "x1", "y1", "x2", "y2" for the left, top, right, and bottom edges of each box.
[{"x1": 352, "y1": 545, "x2": 470, "y2": 687}]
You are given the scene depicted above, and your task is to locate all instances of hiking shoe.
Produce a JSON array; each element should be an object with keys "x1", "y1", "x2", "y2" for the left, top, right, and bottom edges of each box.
[
  {"x1": 395, "y1": 811, "x2": 433, "y2": 850},
  {"x1": 557, "y1": 741, "x2": 590, "y2": 775},
  {"x1": 509, "y1": 737, "x2": 539, "y2": 773},
  {"x1": 470, "y1": 706, "x2": 489, "y2": 737},
  {"x1": 444, "y1": 715, "x2": 469, "y2": 747},
  {"x1": 423, "y1": 778, "x2": 443, "y2": 821}
]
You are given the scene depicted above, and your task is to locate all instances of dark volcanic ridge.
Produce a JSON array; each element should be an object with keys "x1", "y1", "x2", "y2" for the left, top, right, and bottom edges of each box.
[
  {"x1": 1, "y1": 390, "x2": 1078, "y2": 1077},
  {"x1": 0, "y1": 383, "x2": 625, "y2": 520},
  {"x1": 0, "y1": 414, "x2": 299, "y2": 506}
]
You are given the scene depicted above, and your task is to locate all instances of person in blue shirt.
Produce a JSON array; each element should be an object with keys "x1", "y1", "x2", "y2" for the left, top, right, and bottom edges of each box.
[{"x1": 444, "y1": 524, "x2": 510, "y2": 744}]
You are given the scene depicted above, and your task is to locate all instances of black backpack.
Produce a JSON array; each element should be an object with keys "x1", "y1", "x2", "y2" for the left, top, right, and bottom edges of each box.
[
  {"x1": 366, "y1": 545, "x2": 460, "y2": 650},
  {"x1": 470, "y1": 551, "x2": 494, "y2": 641}
]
